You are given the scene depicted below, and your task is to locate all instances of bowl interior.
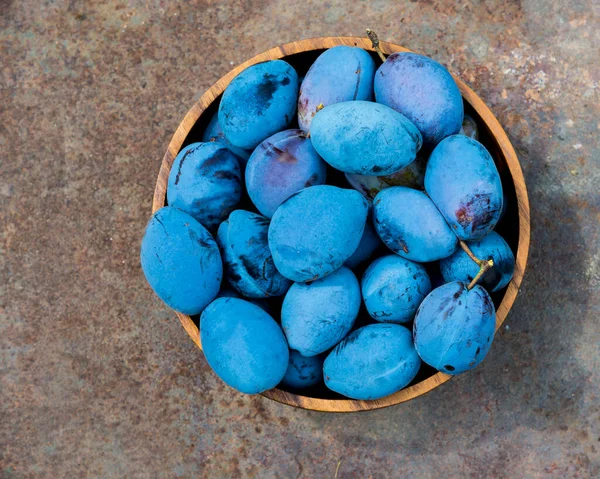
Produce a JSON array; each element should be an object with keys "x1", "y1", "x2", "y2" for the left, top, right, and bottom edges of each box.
[{"x1": 153, "y1": 38, "x2": 529, "y2": 412}]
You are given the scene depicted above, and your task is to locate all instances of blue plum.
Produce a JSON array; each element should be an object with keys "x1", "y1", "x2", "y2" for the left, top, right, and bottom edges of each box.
[
  {"x1": 345, "y1": 151, "x2": 427, "y2": 201},
  {"x1": 217, "y1": 210, "x2": 291, "y2": 298},
  {"x1": 323, "y1": 323, "x2": 421, "y2": 400},
  {"x1": 281, "y1": 266, "x2": 360, "y2": 356},
  {"x1": 201, "y1": 110, "x2": 252, "y2": 163},
  {"x1": 245, "y1": 129, "x2": 327, "y2": 218},
  {"x1": 362, "y1": 255, "x2": 432, "y2": 323},
  {"x1": 219, "y1": 60, "x2": 298, "y2": 150},
  {"x1": 459, "y1": 113, "x2": 479, "y2": 140},
  {"x1": 440, "y1": 231, "x2": 515, "y2": 292},
  {"x1": 344, "y1": 220, "x2": 380, "y2": 269},
  {"x1": 200, "y1": 297, "x2": 289, "y2": 394},
  {"x1": 374, "y1": 52, "x2": 464, "y2": 148},
  {"x1": 298, "y1": 46, "x2": 375, "y2": 132},
  {"x1": 140, "y1": 207, "x2": 222, "y2": 315},
  {"x1": 268, "y1": 185, "x2": 368, "y2": 282},
  {"x1": 413, "y1": 281, "x2": 496, "y2": 375},
  {"x1": 425, "y1": 135, "x2": 503, "y2": 240},
  {"x1": 167, "y1": 142, "x2": 241, "y2": 232},
  {"x1": 310, "y1": 101, "x2": 422, "y2": 176},
  {"x1": 280, "y1": 350, "x2": 324, "y2": 389},
  {"x1": 373, "y1": 186, "x2": 458, "y2": 262}
]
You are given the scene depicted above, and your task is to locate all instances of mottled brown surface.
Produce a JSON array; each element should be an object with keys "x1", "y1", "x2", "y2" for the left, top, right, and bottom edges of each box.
[{"x1": 1, "y1": 1, "x2": 599, "y2": 478}]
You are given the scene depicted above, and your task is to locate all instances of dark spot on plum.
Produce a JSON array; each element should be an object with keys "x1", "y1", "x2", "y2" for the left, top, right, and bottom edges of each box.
[
  {"x1": 352, "y1": 67, "x2": 361, "y2": 100},
  {"x1": 250, "y1": 214, "x2": 270, "y2": 228},
  {"x1": 270, "y1": 146, "x2": 297, "y2": 164},
  {"x1": 371, "y1": 165, "x2": 384, "y2": 173},
  {"x1": 154, "y1": 216, "x2": 168, "y2": 235},
  {"x1": 487, "y1": 336, "x2": 491, "y2": 343},
  {"x1": 257, "y1": 74, "x2": 279, "y2": 108},
  {"x1": 444, "y1": 365, "x2": 455, "y2": 372},
  {"x1": 453, "y1": 290, "x2": 461, "y2": 300},
  {"x1": 475, "y1": 347, "x2": 481, "y2": 356},
  {"x1": 336, "y1": 331, "x2": 360, "y2": 353},
  {"x1": 413, "y1": 274, "x2": 418, "y2": 280},
  {"x1": 304, "y1": 173, "x2": 319, "y2": 187},
  {"x1": 281, "y1": 76, "x2": 290, "y2": 86},
  {"x1": 455, "y1": 193, "x2": 499, "y2": 234},
  {"x1": 228, "y1": 271, "x2": 243, "y2": 283},
  {"x1": 396, "y1": 238, "x2": 409, "y2": 253},
  {"x1": 188, "y1": 229, "x2": 213, "y2": 249},
  {"x1": 174, "y1": 145, "x2": 202, "y2": 185},
  {"x1": 213, "y1": 170, "x2": 238, "y2": 181},
  {"x1": 284, "y1": 114, "x2": 289, "y2": 123}
]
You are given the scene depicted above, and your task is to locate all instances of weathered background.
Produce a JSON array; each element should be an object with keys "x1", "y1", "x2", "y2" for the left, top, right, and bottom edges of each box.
[{"x1": 1, "y1": 0, "x2": 599, "y2": 477}]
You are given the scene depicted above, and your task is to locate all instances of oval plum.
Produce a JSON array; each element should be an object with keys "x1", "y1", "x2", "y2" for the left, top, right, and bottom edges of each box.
[
  {"x1": 373, "y1": 186, "x2": 458, "y2": 262},
  {"x1": 375, "y1": 52, "x2": 463, "y2": 148},
  {"x1": 200, "y1": 297, "x2": 289, "y2": 394},
  {"x1": 218, "y1": 60, "x2": 298, "y2": 150},
  {"x1": 310, "y1": 101, "x2": 422, "y2": 176},
  {"x1": 413, "y1": 281, "x2": 496, "y2": 375},
  {"x1": 268, "y1": 185, "x2": 368, "y2": 282},
  {"x1": 281, "y1": 266, "x2": 361, "y2": 356},
  {"x1": 361, "y1": 255, "x2": 432, "y2": 323},
  {"x1": 298, "y1": 46, "x2": 375, "y2": 132},
  {"x1": 425, "y1": 135, "x2": 503, "y2": 240},
  {"x1": 245, "y1": 129, "x2": 327, "y2": 218},
  {"x1": 167, "y1": 142, "x2": 241, "y2": 232},
  {"x1": 140, "y1": 207, "x2": 222, "y2": 315},
  {"x1": 324, "y1": 323, "x2": 421, "y2": 400}
]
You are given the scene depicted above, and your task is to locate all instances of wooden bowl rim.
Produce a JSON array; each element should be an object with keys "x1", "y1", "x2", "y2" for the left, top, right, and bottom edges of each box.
[{"x1": 151, "y1": 36, "x2": 530, "y2": 413}]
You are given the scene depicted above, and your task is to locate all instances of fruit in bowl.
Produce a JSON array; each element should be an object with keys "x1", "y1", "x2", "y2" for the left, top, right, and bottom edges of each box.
[{"x1": 143, "y1": 34, "x2": 529, "y2": 412}]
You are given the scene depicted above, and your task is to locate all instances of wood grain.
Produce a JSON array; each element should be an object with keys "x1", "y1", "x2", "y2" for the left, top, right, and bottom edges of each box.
[{"x1": 152, "y1": 36, "x2": 530, "y2": 413}]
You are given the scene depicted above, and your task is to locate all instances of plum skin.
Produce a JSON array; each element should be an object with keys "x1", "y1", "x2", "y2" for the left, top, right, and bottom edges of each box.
[
  {"x1": 298, "y1": 45, "x2": 375, "y2": 132},
  {"x1": 310, "y1": 101, "x2": 422, "y2": 176},
  {"x1": 268, "y1": 185, "x2": 369, "y2": 282},
  {"x1": 375, "y1": 52, "x2": 464, "y2": 148},
  {"x1": 167, "y1": 142, "x2": 242, "y2": 232},
  {"x1": 200, "y1": 297, "x2": 289, "y2": 394},
  {"x1": 323, "y1": 323, "x2": 422, "y2": 400},
  {"x1": 281, "y1": 266, "x2": 361, "y2": 357},
  {"x1": 425, "y1": 135, "x2": 503, "y2": 241},
  {"x1": 413, "y1": 281, "x2": 496, "y2": 375},
  {"x1": 201, "y1": 110, "x2": 252, "y2": 163},
  {"x1": 245, "y1": 129, "x2": 327, "y2": 218},
  {"x1": 218, "y1": 60, "x2": 299, "y2": 150},
  {"x1": 373, "y1": 186, "x2": 458, "y2": 262},
  {"x1": 217, "y1": 210, "x2": 291, "y2": 299},
  {"x1": 140, "y1": 206, "x2": 222, "y2": 315},
  {"x1": 361, "y1": 255, "x2": 432, "y2": 323}
]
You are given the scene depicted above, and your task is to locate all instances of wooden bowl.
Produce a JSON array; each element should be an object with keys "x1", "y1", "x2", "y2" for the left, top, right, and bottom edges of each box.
[{"x1": 152, "y1": 36, "x2": 530, "y2": 412}]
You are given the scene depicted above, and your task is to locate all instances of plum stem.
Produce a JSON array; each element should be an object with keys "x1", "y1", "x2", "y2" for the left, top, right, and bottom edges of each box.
[
  {"x1": 459, "y1": 240, "x2": 484, "y2": 267},
  {"x1": 459, "y1": 240, "x2": 494, "y2": 290},
  {"x1": 468, "y1": 259, "x2": 494, "y2": 290},
  {"x1": 366, "y1": 29, "x2": 387, "y2": 62}
]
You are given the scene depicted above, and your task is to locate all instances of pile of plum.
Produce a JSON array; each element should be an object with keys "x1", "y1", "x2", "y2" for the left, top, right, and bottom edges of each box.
[{"x1": 141, "y1": 43, "x2": 515, "y2": 401}]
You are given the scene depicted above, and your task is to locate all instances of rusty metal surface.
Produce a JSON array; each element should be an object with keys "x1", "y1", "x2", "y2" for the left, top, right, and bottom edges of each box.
[{"x1": 1, "y1": 1, "x2": 598, "y2": 477}]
